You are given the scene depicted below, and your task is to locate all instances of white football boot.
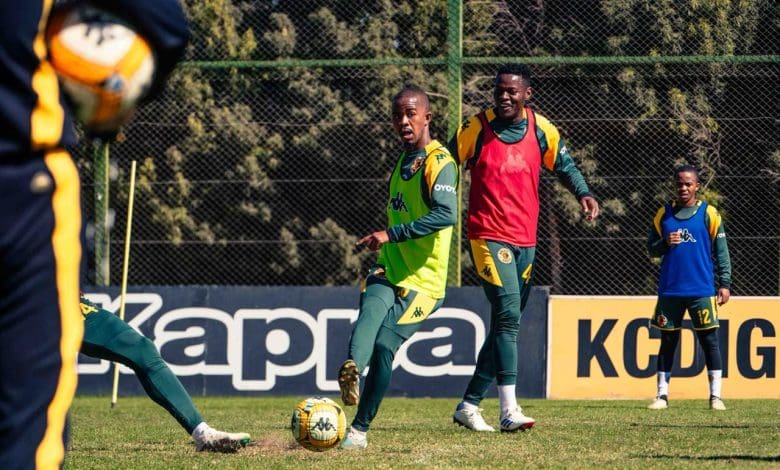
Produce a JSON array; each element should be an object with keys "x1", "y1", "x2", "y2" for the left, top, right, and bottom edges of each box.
[
  {"x1": 339, "y1": 427, "x2": 368, "y2": 450},
  {"x1": 453, "y1": 404, "x2": 495, "y2": 432},
  {"x1": 192, "y1": 424, "x2": 251, "y2": 452},
  {"x1": 709, "y1": 396, "x2": 726, "y2": 411},
  {"x1": 647, "y1": 395, "x2": 669, "y2": 410},
  {"x1": 499, "y1": 407, "x2": 535, "y2": 432}
]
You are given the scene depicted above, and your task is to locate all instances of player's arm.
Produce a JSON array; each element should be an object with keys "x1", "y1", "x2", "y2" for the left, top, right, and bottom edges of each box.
[
  {"x1": 447, "y1": 115, "x2": 482, "y2": 166},
  {"x1": 90, "y1": 0, "x2": 190, "y2": 99},
  {"x1": 537, "y1": 114, "x2": 599, "y2": 219},
  {"x1": 705, "y1": 206, "x2": 732, "y2": 294},
  {"x1": 538, "y1": 116, "x2": 591, "y2": 198},
  {"x1": 647, "y1": 206, "x2": 669, "y2": 257},
  {"x1": 387, "y1": 157, "x2": 458, "y2": 243}
]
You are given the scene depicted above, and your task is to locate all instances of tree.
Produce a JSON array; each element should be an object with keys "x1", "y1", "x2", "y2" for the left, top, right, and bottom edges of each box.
[{"x1": 76, "y1": 0, "x2": 776, "y2": 293}]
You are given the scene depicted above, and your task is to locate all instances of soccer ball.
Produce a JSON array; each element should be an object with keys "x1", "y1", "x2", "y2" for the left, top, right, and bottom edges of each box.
[
  {"x1": 46, "y1": 3, "x2": 156, "y2": 134},
  {"x1": 290, "y1": 396, "x2": 347, "y2": 451}
]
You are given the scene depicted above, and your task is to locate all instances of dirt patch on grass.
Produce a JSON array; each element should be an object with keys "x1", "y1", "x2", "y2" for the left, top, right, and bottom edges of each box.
[{"x1": 242, "y1": 437, "x2": 301, "y2": 455}]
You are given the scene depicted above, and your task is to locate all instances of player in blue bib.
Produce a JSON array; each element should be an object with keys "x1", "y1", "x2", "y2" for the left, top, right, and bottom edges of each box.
[{"x1": 646, "y1": 165, "x2": 732, "y2": 411}]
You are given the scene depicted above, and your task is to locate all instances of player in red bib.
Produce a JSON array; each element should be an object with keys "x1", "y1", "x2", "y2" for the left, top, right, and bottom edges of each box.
[{"x1": 449, "y1": 64, "x2": 599, "y2": 432}]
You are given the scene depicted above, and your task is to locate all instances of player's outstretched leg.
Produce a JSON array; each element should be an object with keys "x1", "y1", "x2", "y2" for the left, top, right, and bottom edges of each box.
[
  {"x1": 192, "y1": 423, "x2": 251, "y2": 453},
  {"x1": 338, "y1": 359, "x2": 360, "y2": 406}
]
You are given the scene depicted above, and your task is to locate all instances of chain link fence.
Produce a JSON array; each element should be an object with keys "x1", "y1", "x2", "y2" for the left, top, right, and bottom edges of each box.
[{"x1": 74, "y1": 0, "x2": 779, "y2": 296}]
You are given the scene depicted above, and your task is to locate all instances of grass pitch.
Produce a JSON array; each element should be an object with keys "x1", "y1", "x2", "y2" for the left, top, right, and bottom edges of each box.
[{"x1": 66, "y1": 396, "x2": 779, "y2": 469}]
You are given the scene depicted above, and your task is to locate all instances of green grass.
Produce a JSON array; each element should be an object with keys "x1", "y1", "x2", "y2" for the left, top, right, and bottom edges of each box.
[{"x1": 66, "y1": 396, "x2": 780, "y2": 469}]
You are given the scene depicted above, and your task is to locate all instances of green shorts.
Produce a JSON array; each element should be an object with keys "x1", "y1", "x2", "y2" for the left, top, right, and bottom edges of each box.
[{"x1": 650, "y1": 296, "x2": 719, "y2": 331}]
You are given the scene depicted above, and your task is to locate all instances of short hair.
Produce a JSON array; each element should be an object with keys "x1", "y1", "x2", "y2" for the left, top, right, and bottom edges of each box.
[
  {"x1": 495, "y1": 64, "x2": 532, "y2": 86},
  {"x1": 393, "y1": 84, "x2": 430, "y2": 111},
  {"x1": 674, "y1": 164, "x2": 700, "y2": 182}
]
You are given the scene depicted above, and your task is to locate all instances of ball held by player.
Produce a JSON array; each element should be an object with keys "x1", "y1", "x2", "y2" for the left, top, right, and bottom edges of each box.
[{"x1": 46, "y1": 3, "x2": 156, "y2": 135}]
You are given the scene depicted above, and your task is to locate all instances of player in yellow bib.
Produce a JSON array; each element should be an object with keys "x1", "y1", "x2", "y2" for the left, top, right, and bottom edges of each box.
[{"x1": 337, "y1": 85, "x2": 459, "y2": 450}]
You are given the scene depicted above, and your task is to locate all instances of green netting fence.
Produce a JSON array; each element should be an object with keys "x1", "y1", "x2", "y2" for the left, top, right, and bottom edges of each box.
[{"x1": 73, "y1": 0, "x2": 779, "y2": 296}]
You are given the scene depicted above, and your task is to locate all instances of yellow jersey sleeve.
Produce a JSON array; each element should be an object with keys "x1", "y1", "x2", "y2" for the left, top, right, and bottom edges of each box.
[
  {"x1": 653, "y1": 206, "x2": 667, "y2": 236},
  {"x1": 705, "y1": 204, "x2": 722, "y2": 240},
  {"x1": 423, "y1": 143, "x2": 455, "y2": 199},
  {"x1": 451, "y1": 115, "x2": 485, "y2": 165},
  {"x1": 534, "y1": 112, "x2": 562, "y2": 171}
]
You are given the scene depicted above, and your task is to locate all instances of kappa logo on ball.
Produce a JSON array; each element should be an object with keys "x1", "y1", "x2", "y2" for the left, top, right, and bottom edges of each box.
[{"x1": 291, "y1": 397, "x2": 346, "y2": 451}]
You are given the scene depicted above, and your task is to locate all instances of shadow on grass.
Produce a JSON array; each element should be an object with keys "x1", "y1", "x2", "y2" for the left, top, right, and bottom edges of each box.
[
  {"x1": 538, "y1": 403, "x2": 636, "y2": 409},
  {"x1": 635, "y1": 454, "x2": 780, "y2": 462},
  {"x1": 629, "y1": 422, "x2": 755, "y2": 429}
]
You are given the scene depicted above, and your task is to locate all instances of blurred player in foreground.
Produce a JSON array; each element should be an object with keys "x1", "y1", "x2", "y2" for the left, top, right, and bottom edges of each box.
[
  {"x1": 647, "y1": 165, "x2": 732, "y2": 411},
  {"x1": 337, "y1": 85, "x2": 459, "y2": 449},
  {"x1": 0, "y1": 1, "x2": 187, "y2": 468},
  {"x1": 79, "y1": 296, "x2": 250, "y2": 451},
  {"x1": 448, "y1": 64, "x2": 599, "y2": 432}
]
